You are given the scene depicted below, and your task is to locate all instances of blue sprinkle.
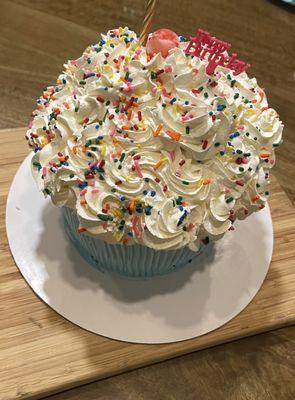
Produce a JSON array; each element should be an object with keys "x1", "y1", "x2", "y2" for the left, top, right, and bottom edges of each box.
[
  {"x1": 120, "y1": 196, "x2": 126, "y2": 201},
  {"x1": 184, "y1": 101, "x2": 189, "y2": 105},
  {"x1": 95, "y1": 124, "x2": 100, "y2": 130},
  {"x1": 170, "y1": 97, "x2": 177, "y2": 105},
  {"x1": 179, "y1": 205, "x2": 184, "y2": 211},
  {"x1": 150, "y1": 191, "x2": 156, "y2": 197},
  {"x1": 209, "y1": 111, "x2": 213, "y2": 116},
  {"x1": 143, "y1": 190, "x2": 148, "y2": 195}
]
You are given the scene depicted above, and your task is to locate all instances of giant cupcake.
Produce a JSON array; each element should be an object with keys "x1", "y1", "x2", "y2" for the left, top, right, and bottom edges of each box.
[{"x1": 26, "y1": 27, "x2": 283, "y2": 277}]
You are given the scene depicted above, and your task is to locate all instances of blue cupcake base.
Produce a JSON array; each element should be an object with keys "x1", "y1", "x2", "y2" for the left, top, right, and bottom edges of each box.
[{"x1": 62, "y1": 207, "x2": 201, "y2": 278}]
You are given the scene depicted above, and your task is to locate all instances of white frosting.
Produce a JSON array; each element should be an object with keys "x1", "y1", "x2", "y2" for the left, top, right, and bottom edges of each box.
[{"x1": 26, "y1": 27, "x2": 283, "y2": 251}]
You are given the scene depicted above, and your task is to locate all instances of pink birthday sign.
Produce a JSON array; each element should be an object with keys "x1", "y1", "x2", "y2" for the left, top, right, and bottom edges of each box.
[{"x1": 185, "y1": 29, "x2": 250, "y2": 76}]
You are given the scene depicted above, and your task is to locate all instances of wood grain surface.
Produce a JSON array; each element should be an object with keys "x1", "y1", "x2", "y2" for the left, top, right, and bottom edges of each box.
[
  {"x1": 0, "y1": 128, "x2": 295, "y2": 400},
  {"x1": 0, "y1": 0, "x2": 294, "y2": 399}
]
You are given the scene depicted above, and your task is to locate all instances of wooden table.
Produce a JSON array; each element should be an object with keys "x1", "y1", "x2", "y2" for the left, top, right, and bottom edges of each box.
[{"x1": 0, "y1": 0, "x2": 294, "y2": 399}]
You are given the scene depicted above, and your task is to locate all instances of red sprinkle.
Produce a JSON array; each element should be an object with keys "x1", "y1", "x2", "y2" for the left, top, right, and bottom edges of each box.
[
  {"x1": 85, "y1": 174, "x2": 94, "y2": 180},
  {"x1": 202, "y1": 139, "x2": 208, "y2": 150},
  {"x1": 163, "y1": 185, "x2": 168, "y2": 192},
  {"x1": 179, "y1": 159, "x2": 185, "y2": 166},
  {"x1": 115, "y1": 180, "x2": 122, "y2": 185},
  {"x1": 235, "y1": 180, "x2": 244, "y2": 187},
  {"x1": 96, "y1": 96, "x2": 105, "y2": 103},
  {"x1": 138, "y1": 111, "x2": 142, "y2": 121},
  {"x1": 83, "y1": 117, "x2": 89, "y2": 124},
  {"x1": 109, "y1": 114, "x2": 115, "y2": 120},
  {"x1": 155, "y1": 177, "x2": 161, "y2": 183}
]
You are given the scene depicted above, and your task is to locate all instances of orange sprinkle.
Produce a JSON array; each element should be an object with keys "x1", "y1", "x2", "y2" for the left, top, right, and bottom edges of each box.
[
  {"x1": 251, "y1": 195, "x2": 260, "y2": 203},
  {"x1": 166, "y1": 130, "x2": 181, "y2": 141},
  {"x1": 153, "y1": 158, "x2": 167, "y2": 170},
  {"x1": 153, "y1": 124, "x2": 163, "y2": 137},
  {"x1": 112, "y1": 138, "x2": 120, "y2": 144},
  {"x1": 58, "y1": 156, "x2": 66, "y2": 163},
  {"x1": 119, "y1": 77, "x2": 126, "y2": 82},
  {"x1": 127, "y1": 109, "x2": 133, "y2": 120},
  {"x1": 132, "y1": 102, "x2": 139, "y2": 107},
  {"x1": 260, "y1": 153, "x2": 270, "y2": 159},
  {"x1": 80, "y1": 199, "x2": 87, "y2": 206},
  {"x1": 73, "y1": 146, "x2": 78, "y2": 154},
  {"x1": 122, "y1": 238, "x2": 128, "y2": 245},
  {"x1": 78, "y1": 227, "x2": 87, "y2": 233},
  {"x1": 203, "y1": 179, "x2": 211, "y2": 185},
  {"x1": 181, "y1": 201, "x2": 187, "y2": 206},
  {"x1": 259, "y1": 204, "x2": 265, "y2": 209},
  {"x1": 130, "y1": 198, "x2": 135, "y2": 211},
  {"x1": 82, "y1": 145, "x2": 86, "y2": 153},
  {"x1": 122, "y1": 125, "x2": 130, "y2": 130}
]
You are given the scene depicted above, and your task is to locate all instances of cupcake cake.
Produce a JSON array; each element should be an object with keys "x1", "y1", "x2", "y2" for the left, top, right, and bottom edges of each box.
[{"x1": 26, "y1": 27, "x2": 283, "y2": 277}]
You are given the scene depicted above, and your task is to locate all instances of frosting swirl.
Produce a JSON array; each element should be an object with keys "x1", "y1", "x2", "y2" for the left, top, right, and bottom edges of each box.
[{"x1": 26, "y1": 27, "x2": 283, "y2": 251}]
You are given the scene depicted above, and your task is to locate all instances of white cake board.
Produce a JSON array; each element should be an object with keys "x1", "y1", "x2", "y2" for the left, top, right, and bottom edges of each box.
[{"x1": 6, "y1": 154, "x2": 273, "y2": 344}]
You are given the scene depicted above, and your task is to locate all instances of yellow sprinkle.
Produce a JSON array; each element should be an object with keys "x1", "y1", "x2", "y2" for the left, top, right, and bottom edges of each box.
[
  {"x1": 114, "y1": 232, "x2": 121, "y2": 242},
  {"x1": 197, "y1": 179, "x2": 203, "y2": 188},
  {"x1": 108, "y1": 73, "x2": 114, "y2": 79},
  {"x1": 111, "y1": 207, "x2": 124, "y2": 219},
  {"x1": 101, "y1": 143, "x2": 106, "y2": 156}
]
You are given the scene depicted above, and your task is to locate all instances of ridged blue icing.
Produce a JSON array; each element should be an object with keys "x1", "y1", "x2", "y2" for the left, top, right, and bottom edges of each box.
[{"x1": 62, "y1": 207, "x2": 201, "y2": 278}]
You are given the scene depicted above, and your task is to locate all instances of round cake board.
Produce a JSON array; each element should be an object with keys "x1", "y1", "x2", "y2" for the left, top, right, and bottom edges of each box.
[{"x1": 6, "y1": 154, "x2": 273, "y2": 344}]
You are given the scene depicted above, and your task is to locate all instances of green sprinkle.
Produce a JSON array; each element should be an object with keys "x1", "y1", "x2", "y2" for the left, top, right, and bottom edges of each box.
[
  {"x1": 33, "y1": 161, "x2": 41, "y2": 169},
  {"x1": 144, "y1": 177, "x2": 150, "y2": 182},
  {"x1": 79, "y1": 80, "x2": 86, "y2": 85},
  {"x1": 220, "y1": 151, "x2": 225, "y2": 156},
  {"x1": 182, "y1": 181, "x2": 189, "y2": 185},
  {"x1": 234, "y1": 93, "x2": 239, "y2": 99},
  {"x1": 176, "y1": 196, "x2": 183, "y2": 205},
  {"x1": 111, "y1": 188, "x2": 116, "y2": 192},
  {"x1": 227, "y1": 74, "x2": 232, "y2": 80},
  {"x1": 185, "y1": 126, "x2": 190, "y2": 135},
  {"x1": 239, "y1": 166, "x2": 244, "y2": 172},
  {"x1": 74, "y1": 106, "x2": 79, "y2": 112},
  {"x1": 214, "y1": 142, "x2": 220, "y2": 147},
  {"x1": 236, "y1": 149, "x2": 243, "y2": 154},
  {"x1": 119, "y1": 153, "x2": 126, "y2": 162},
  {"x1": 69, "y1": 174, "x2": 74, "y2": 178},
  {"x1": 246, "y1": 132, "x2": 250, "y2": 136},
  {"x1": 226, "y1": 197, "x2": 234, "y2": 203},
  {"x1": 85, "y1": 140, "x2": 92, "y2": 147},
  {"x1": 97, "y1": 214, "x2": 113, "y2": 221},
  {"x1": 230, "y1": 80, "x2": 236, "y2": 88},
  {"x1": 151, "y1": 71, "x2": 157, "y2": 79},
  {"x1": 204, "y1": 92, "x2": 209, "y2": 99},
  {"x1": 44, "y1": 188, "x2": 51, "y2": 195}
]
